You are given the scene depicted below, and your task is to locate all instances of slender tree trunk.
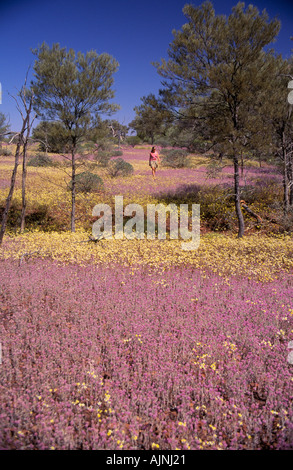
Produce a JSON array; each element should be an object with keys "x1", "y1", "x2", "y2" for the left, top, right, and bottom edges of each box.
[
  {"x1": 233, "y1": 154, "x2": 245, "y2": 238},
  {"x1": 20, "y1": 114, "x2": 32, "y2": 233},
  {"x1": 20, "y1": 145, "x2": 27, "y2": 233},
  {"x1": 240, "y1": 150, "x2": 244, "y2": 177},
  {"x1": 71, "y1": 143, "x2": 76, "y2": 232},
  {"x1": 282, "y1": 138, "x2": 289, "y2": 214},
  {"x1": 0, "y1": 118, "x2": 28, "y2": 244},
  {"x1": 287, "y1": 151, "x2": 293, "y2": 206}
]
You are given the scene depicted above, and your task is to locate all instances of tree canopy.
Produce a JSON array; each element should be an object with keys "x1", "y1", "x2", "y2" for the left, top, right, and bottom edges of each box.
[
  {"x1": 154, "y1": 1, "x2": 281, "y2": 237},
  {"x1": 129, "y1": 93, "x2": 172, "y2": 144},
  {"x1": 31, "y1": 42, "x2": 119, "y2": 231}
]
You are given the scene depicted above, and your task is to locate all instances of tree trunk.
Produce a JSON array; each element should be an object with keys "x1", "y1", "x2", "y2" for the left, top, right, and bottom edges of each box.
[
  {"x1": 282, "y1": 141, "x2": 289, "y2": 214},
  {"x1": 20, "y1": 114, "x2": 32, "y2": 233},
  {"x1": 0, "y1": 119, "x2": 28, "y2": 244},
  {"x1": 233, "y1": 155, "x2": 245, "y2": 238},
  {"x1": 71, "y1": 143, "x2": 76, "y2": 232},
  {"x1": 20, "y1": 147, "x2": 27, "y2": 233},
  {"x1": 287, "y1": 151, "x2": 293, "y2": 206},
  {"x1": 240, "y1": 150, "x2": 244, "y2": 177}
]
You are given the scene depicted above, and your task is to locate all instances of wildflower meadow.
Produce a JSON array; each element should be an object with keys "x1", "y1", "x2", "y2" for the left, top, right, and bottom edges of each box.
[{"x1": 0, "y1": 144, "x2": 293, "y2": 450}]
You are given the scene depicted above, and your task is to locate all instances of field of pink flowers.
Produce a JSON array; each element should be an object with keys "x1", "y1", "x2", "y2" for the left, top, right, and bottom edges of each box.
[
  {"x1": 0, "y1": 257, "x2": 292, "y2": 450},
  {"x1": 0, "y1": 144, "x2": 292, "y2": 450}
]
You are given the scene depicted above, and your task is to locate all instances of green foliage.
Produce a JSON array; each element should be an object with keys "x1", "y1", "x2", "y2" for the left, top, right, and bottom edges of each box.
[
  {"x1": 105, "y1": 119, "x2": 128, "y2": 145},
  {"x1": 32, "y1": 121, "x2": 71, "y2": 153},
  {"x1": 154, "y1": 1, "x2": 281, "y2": 237},
  {"x1": 69, "y1": 171, "x2": 104, "y2": 193},
  {"x1": 27, "y1": 153, "x2": 55, "y2": 167},
  {"x1": 111, "y1": 149, "x2": 123, "y2": 157},
  {"x1": 155, "y1": 1, "x2": 281, "y2": 156},
  {"x1": 0, "y1": 112, "x2": 10, "y2": 145},
  {"x1": 0, "y1": 200, "x2": 54, "y2": 231},
  {"x1": 240, "y1": 177, "x2": 282, "y2": 207},
  {"x1": 107, "y1": 158, "x2": 134, "y2": 178},
  {"x1": 153, "y1": 136, "x2": 172, "y2": 148},
  {"x1": 94, "y1": 150, "x2": 111, "y2": 167},
  {"x1": 160, "y1": 149, "x2": 190, "y2": 168},
  {"x1": 31, "y1": 43, "x2": 119, "y2": 146},
  {"x1": 126, "y1": 135, "x2": 142, "y2": 147},
  {"x1": 129, "y1": 93, "x2": 172, "y2": 144},
  {"x1": 0, "y1": 147, "x2": 13, "y2": 156},
  {"x1": 93, "y1": 148, "x2": 123, "y2": 167},
  {"x1": 31, "y1": 42, "x2": 119, "y2": 231}
]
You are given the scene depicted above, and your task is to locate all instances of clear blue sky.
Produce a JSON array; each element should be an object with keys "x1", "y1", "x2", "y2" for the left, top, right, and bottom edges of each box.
[{"x1": 0, "y1": 0, "x2": 292, "y2": 132}]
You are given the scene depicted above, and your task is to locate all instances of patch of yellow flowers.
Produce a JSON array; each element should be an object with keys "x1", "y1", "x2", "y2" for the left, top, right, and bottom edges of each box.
[{"x1": 0, "y1": 230, "x2": 293, "y2": 281}]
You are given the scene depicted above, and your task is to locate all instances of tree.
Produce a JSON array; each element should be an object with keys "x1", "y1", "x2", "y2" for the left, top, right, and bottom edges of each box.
[
  {"x1": 31, "y1": 42, "x2": 119, "y2": 232},
  {"x1": 154, "y1": 1, "x2": 280, "y2": 237},
  {"x1": 129, "y1": 93, "x2": 172, "y2": 144},
  {"x1": 32, "y1": 120, "x2": 71, "y2": 154},
  {"x1": 106, "y1": 119, "x2": 128, "y2": 148},
  {"x1": 243, "y1": 54, "x2": 293, "y2": 213},
  {"x1": 270, "y1": 71, "x2": 293, "y2": 212},
  {"x1": 0, "y1": 112, "x2": 10, "y2": 149},
  {"x1": 0, "y1": 82, "x2": 35, "y2": 244}
]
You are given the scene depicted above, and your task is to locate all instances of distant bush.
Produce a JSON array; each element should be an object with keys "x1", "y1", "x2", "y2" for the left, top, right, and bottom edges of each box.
[
  {"x1": 240, "y1": 177, "x2": 282, "y2": 207},
  {"x1": 126, "y1": 136, "x2": 142, "y2": 147},
  {"x1": 69, "y1": 171, "x2": 104, "y2": 193},
  {"x1": 154, "y1": 137, "x2": 172, "y2": 148},
  {"x1": 32, "y1": 121, "x2": 70, "y2": 153},
  {"x1": 157, "y1": 183, "x2": 236, "y2": 231},
  {"x1": 94, "y1": 149, "x2": 123, "y2": 167},
  {"x1": 94, "y1": 151, "x2": 111, "y2": 167},
  {"x1": 107, "y1": 158, "x2": 134, "y2": 178},
  {"x1": 111, "y1": 149, "x2": 123, "y2": 157},
  {"x1": 160, "y1": 149, "x2": 190, "y2": 168},
  {"x1": 0, "y1": 147, "x2": 13, "y2": 156},
  {"x1": 27, "y1": 153, "x2": 55, "y2": 167}
]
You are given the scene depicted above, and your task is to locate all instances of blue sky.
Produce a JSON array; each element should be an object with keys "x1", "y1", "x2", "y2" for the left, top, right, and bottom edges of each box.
[{"x1": 0, "y1": 0, "x2": 292, "y2": 132}]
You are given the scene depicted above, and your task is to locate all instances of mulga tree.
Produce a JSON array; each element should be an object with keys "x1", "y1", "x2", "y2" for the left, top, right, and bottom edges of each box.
[
  {"x1": 154, "y1": 1, "x2": 280, "y2": 237},
  {"x1": 271, "y1": 73, "x2": 293, "y2": 212},
  {"x1": 247, "y1": 55, "x2": 293, "y2": 213},
  {"x1": 129, "y1": 93, "x2": 172, "y2": 144},
  {"x1": 0, "y1": 112, "x2": 10, "y2": 150},
  {"x1": 31, "y1": 42, "x2": 119, "y2": 232},
  {"x1": 0, "y1": 83, "x2": 35, "y2": 244},
  {"x1": 32, "y1": 120, "x2": 71, "y2": 154}
]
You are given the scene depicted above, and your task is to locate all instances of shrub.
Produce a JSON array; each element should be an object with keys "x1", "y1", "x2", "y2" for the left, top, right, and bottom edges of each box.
[
  {"x1": 69, "y1": 171, "x2": 104, "y2": 193},
  {"x1": 0, "y1": 147, "x2": 13, "y2": 156},
  {"x1": 94, "y1": 151, "x2": 111, "y2": 167},
  {"x1": 160, "y1": 149, "x2": 190, "y2": 168},
  {"x1": 0, "y1": 200, "x2": 54, "y2": 231},
  {"x1": 107, "y1": 158, "x2": 134, "y2": 178},
  {"x1": 94, "y1": 149, "x2": 123, "y2": 167},
  {"x1": 27, "y1": 153, "x2": 55, "y2": 167},
  {"x1": 240, "y1": 177, "x2": 282, "y2": 207},
  {"x1": 111, "y1": 149, "x2": 123, "y2": 157},
  {"x1": 126, "y1": 136, "x2": 142, "y2": 147},
  {"x1": 153, "y1": 137, "x2": 172, "y2": 148}
]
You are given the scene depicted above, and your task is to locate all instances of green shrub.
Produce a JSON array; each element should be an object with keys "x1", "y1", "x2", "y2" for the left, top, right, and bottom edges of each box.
[
  {"x1": 111, "y1": 149, "x2": 123, "y2": 157},
  {"x1": 27, "y1": 153, "x2": 55, "y2": 167},
  {"x1": 154, "y1": 137, "x2": 172, "y2": 148},
  {"x1": 69, "y1": 171, "x2": 104, "y2": 193},
  {"x1": 126, "y1": 136, "x2": 142, "y2": 147},
  {"x1": 240, "y1": 177, "x2": 282, "y2": 207},
  {"x1": 94, "y1": 151, "x2": 111, "y2": 167},
  {"x1": 0, "y1": 147, "x2": 13, "y2": 156},
  {"x1": 160, "y1": 149, "x2": 190, "y2": 168},
  {"x1": 107, "y1": 158, "x2": 134, "y2": 177}
]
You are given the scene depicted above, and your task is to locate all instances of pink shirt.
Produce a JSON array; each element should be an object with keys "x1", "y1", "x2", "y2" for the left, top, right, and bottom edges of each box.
[{"x1": 150, "y1": 151, "x2": 159, "y2": 160}]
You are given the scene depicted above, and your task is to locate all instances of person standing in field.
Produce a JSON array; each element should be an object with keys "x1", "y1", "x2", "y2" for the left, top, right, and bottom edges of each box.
[{"x1": 149, "y1": 146, "x2": 160, "y2": 179}]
